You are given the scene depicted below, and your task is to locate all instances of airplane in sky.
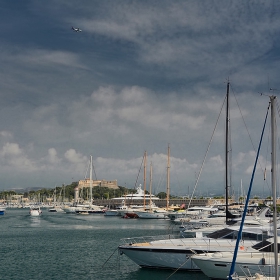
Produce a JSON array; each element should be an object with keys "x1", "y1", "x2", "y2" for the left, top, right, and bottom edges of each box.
[{"x1": 72, "y1": 26, "x2": 82, "y2": 32}]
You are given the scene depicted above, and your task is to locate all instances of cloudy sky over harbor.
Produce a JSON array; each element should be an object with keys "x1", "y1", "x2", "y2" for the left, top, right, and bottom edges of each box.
[{"x1": 1, "y1": 1, "x2": 279, "y2": 197}]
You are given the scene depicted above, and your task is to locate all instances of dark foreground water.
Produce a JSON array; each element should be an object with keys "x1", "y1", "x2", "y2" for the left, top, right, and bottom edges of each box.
[{"x1": 0, "y1": 209, "x2": 209, "y2": 280}]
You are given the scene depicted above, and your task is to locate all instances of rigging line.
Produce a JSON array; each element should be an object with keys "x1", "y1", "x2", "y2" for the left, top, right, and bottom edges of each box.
[
  {"x1": 155, "y1": 168, "x2": 165, "y2": 195},
  {"x1": 84, "y1": 160, "x2": 90, "y2": 180},
  {"x1": 231, "y1": 84, "x2": 269, "y2": 188},
  {"x1": 101, "y1": 247, "x2": 119, "y2": 268},
  {"x1": 263, "y1": 103, "x2": 275, "y2": 197},
  {"x1": 92, "y1": 164, "x2": 97, "y2": 181},
  {"x1": 263, "y1": 123, "x2": 272, "y2": 197},
  {"x1": 134, "y1": 152, "x2": 145, "y2": 189},
  {"x1": 187, "y1": 92, "x2": 227, "y2": 210}
]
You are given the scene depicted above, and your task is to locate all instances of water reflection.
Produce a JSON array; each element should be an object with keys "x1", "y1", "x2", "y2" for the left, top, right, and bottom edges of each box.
[{"x1": 30, "y1": 216, "x2": 41, "y2": 227}]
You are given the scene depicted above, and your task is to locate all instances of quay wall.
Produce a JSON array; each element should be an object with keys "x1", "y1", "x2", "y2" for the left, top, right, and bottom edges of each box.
[{"x1": 93, "y1": 198, "x2": 272, "y2": 208}]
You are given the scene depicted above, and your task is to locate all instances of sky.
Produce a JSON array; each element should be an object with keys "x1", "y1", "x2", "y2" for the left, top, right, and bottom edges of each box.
[{"x1": 0, "y1": 0, "x2": 280, "y2": 197}]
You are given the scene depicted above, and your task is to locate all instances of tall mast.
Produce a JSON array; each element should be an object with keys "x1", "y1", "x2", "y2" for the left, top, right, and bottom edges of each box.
[
  {"x1": 54, "y1": 186, "x2": 56, "y2": 203},
  {"x1": 149, "y1": 162, "x2": 152, "y2": 208},
  {"x1": 225, "y1": 81, "x2": 230, "y2": 223},
  {"x1": 143, "y1": 151, "x2": 147, "y2": 210},
  {"x1": 270, "y1": 95, "x2": 278, "y2": 279},
  {"x1": 90, "y1": 155, "x2": 93, "y2": 205},
  {"x1": 166, "y1": 144, "x2": 170, "y2": 209}
]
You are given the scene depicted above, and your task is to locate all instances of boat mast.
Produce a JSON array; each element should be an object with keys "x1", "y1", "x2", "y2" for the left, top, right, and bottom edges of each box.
[
  {"x1": 225, "y1": 81, "x2": 230, "y2": 223},
  {"x1": 149, "y1": 162, "x2": 152, "y2": 209},
  {"x1": 90, "y1": 155, "x2": 93, "y2": 205},
  {"x1": 166, "y1": 144, "x2": 170, "y2": 209},
  {"x1": 143, "y1": 151, "x2": 147, "y2": 210},
  {"x1": 270, "y1": 95, "x2": 278, "y2": 279},
  {"x1": 53, "y1": 186, "x2": 56, "y2": 204}
]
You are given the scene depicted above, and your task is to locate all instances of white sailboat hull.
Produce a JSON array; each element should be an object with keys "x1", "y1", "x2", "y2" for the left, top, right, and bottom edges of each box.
[
  {"x1": 136, "y1": 211, "x2": 168, "y2": 219},
  {"x1": 63, "y1": 206, "x2": 83, "y2": 213},
  {"x1": 104, "y1": 210, "x2": 120, "y2": 216},
  {"x1": 49, "y1": 206, "x2": 64, "y2": 213},
  {"x1": 192, "y1": 252, "x2": 280, "y2": 279}
]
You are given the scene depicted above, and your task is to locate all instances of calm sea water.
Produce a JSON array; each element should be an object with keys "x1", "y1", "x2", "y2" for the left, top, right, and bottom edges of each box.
[{"x1": 0, "y1": 209, "x2": 209, "y2": 280}]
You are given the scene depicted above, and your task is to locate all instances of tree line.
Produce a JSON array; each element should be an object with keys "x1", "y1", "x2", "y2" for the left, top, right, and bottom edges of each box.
[{"x1": 0, "y1": 183, "x2": 175, "y2": 202}]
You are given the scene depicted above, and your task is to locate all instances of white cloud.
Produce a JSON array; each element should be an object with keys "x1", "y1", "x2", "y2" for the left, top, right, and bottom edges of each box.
[
  {"x1": 0, "y1": 131, "x2": 13, "y2": 139},
  {"x1": 64, "y1": 149, "x2": 88, "y2": 164},
  {"x1": 0, "y1": 142, "x2": 37, "y2": 172},
  {"x1": 15, "y1": 49, "x2": 88, "y2": 70},
  {"x1": 47, "y1": 148, "x2": 60, "y2": 164},
  {"x1": 1, "y1": 142, "x2": 22, "y2": 156}
]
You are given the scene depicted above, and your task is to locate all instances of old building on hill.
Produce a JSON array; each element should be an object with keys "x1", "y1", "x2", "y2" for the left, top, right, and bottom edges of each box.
[{"x1": 77, "y1": 179, "x2": 118, "y2": 190}]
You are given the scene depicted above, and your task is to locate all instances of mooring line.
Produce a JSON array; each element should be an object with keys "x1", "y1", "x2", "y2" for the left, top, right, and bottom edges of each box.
[
  {"x1": 166, "y1": 256, "x2": 192, "y2": 279},
  {"x1": 101, "y1": 247, "x2": 119, "y2": 268}
]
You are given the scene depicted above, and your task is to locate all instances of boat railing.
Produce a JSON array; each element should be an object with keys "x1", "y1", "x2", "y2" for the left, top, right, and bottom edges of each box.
[
  {"x1": 119, "y1": 235, "x2": 259, "y2": 251},
  {"x1": 119, "y1": 234, "x2": 180, "y2": 245},
  {"x1": 196, "y1": 238, "x2": 258, "y2": 252}
]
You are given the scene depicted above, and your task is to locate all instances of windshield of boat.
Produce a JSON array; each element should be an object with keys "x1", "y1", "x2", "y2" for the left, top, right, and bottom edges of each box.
[
  {"x1": 251, "y1": 239, "x2": 280, "y2": 252},
  {"x1": 206, "y1": 228, "x2": 266, "y2": 241}
]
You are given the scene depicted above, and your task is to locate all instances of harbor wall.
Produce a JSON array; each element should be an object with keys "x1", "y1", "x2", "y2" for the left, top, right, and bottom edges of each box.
[{"x1": 93, "y1": 198, "x2": 272, "y2": 208}]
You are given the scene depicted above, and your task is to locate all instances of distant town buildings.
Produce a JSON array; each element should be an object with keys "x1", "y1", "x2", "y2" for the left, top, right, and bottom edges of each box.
[{"x1": 77, "y1": 179, "x2": 118, "y2": 190}]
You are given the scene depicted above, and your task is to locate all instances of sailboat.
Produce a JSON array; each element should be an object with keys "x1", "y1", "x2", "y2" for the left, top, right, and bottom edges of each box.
[
  {"x1": 136, "y1": 145, "x2": 170, "y2": 219},
  {"x1": 120, "y1": 151, "x2": 159, "y2": 218},
  {"x1": 75, "y1": 155, "x2": 105, "y2": 215},
  {"x1": 191, "y1": 96, "x2": 280, "y2": 279},
  {"x1": 48, "y1": 186, "x2": 64, "y2": 213}
]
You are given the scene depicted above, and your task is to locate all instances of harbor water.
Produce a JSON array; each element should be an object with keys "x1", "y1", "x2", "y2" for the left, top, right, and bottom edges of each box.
[{"x1": 0, "y1": 209, "x2": 209, "y2": 280}]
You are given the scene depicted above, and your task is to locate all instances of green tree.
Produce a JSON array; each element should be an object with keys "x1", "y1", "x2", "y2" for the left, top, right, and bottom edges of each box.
[
  {"x1": 93, "y1": 193, "x2": 100, "y2": 199},
  {"x1": 157, "y1": 192, "x2": 167, "y2": 199}
]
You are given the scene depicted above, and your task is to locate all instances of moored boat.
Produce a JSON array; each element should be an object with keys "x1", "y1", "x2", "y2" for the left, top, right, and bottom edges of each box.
[
  {"x1": 104, "y1": 209, "x2": 120, "y2": 216},
  {"x1": 76, "y1": 209, "x2": 89, "y2": 215},
  {"x1": 124, "y1": 212, "x2": 139, "y2": 218},
  {"x1": 112, "y1": 184, "x2": 159, "y2": 201},
  {"x1": 63, "y1": 204, "x2": 84, "y2": 214},
  {"x1": 48, "y1": 205, "x2": 65, "y2": 213},
  {"x1": 191, "y1": 240, "x2": 280, "y2": 279},
  {"x1": 135, "y1": 209, "x2": 168, "y2": 219}
]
